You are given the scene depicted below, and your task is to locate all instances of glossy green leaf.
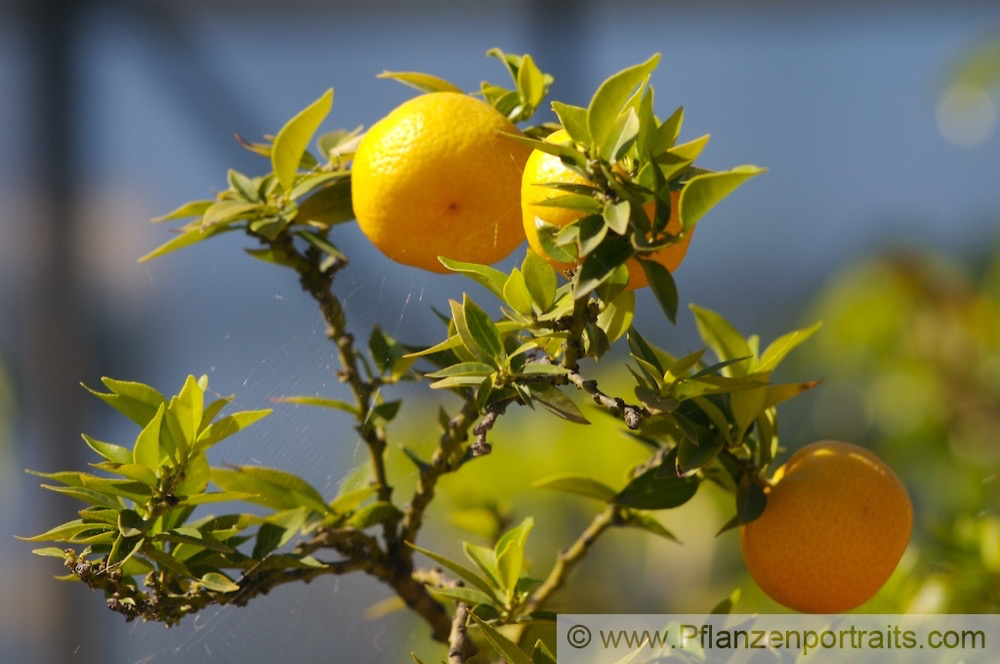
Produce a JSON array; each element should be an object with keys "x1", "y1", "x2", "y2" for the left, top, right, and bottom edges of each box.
[
  {"x1": 531, "y1": 639, "x2": 558, "y2": 664},
  {"x1": 495, "y1": 516, "x2": 534, "y2": 597},
  {"x1": 604, "y1": 200, "x2": 631, "y2": 235},
  {"x1": 614, "y1": 464, "x2": 698, "y2": 510},
  {"x1": 730, "y1": 384, "x2": 768, "y2": 442},
  {"x1": 516, "y1": 54, "x2": 546, "y2": 110},
  {"x1": 640, "y1": 258, "x2": 679, "y2": 324},
  {"x1": 532, "y1": 474, "x2": 617, "y2": 502},
  {"x1": 92, "y1": 462, "x2": 157, "y2": 487},
  {"x1": 173, "y1": 375, "x2": 204, "y2": 448},
  {"x1": 689, "y1": 304, "x2": 753, "y2": 376},
  {"x1": 437, "y1": 257, "x2": 507, "y2": 299},
  {"x1": 737, "y1": 476, "x2": 768, "y2": 525},
  {"x1": 79, "y1": 475, "x2": 153, "y2": 504},
  {"x1": 428, "y1": 585, "x2": 497, "y2": 608},
  {"x1": 17, "y1": 519, "x2": 111, "y2": 543},
  {"x1": 757, "y1": 321, "x2": 822, "y2": 373},
  {"x1": 503, "y1": 268, "x2": 534, "y2": 316},
  {"x1": 376, "y1": 70, "x2": 463, "y2": 94},
  {"x1": 178, "y1": 491, "x2": 255, "y2": 506},
  {"x1": 679, "y1": 165, "x2": 765, "y2": 232},
  {"x1": 84, "y1": 378, "x2": 166, "y2": 428},
  {"x1": 577, "y1": 214, "x2": 609, "y2": 257},
  {"x1": 157, "y1": 526, "x2": 234, "y2": 553},
  {"x1": 551, "y1": 101, "x2": 589, "y2": 144},
  {"x1": 199, "y1": 572, "x2": 240, "y2": 593},
  {"x1": 132, "y1": 403, "x2": 165, "y2": 470},
  {"x1": 463, "y1": 542, "x2": 503, "y2": 590},
  {"x1": 81, "y1": 434, "x2": 132, "y2": 465},
  {"x1": 601, "y1": 107, "x2": 640, "y2": 162},
  {"x1": 762, "y1": 380, "x2": 821, "y2": 410},
  {"x1": 625, "y1": 511, "x2": 680, "y2": 543},
  {"x1": 272, "y1": 89, "x2": 333, "y2": 191},
  {"x1": 574, "y1": 237, "x2": 633, "y2": 299},
  {"x1": 521, "y1": 249, "x2": 558, "y2": 310},
  {"x1": 425, "y1": 362, "x2": 495, "y2": 379},
  {"x1": 138, "y1": 223, "x2": 236, "y2": 263},
  {"x1": 348, "y1": 501, "x2": 402, "y2": 530},
  {"x1": 176, "y1": 451, "x2": 210, "y2": 496},
  {"x1": 528, "y1": 384, "x2": 589, "y2": 424},
  {"x1": 117, "y1": 509, "x2": 146, "y2": 538},
  {"x1": 210, "y1": 466, "x2": 328, "y2": 515},
  {"x1": 40, "y1": 484, "x2": 122, "y2": 509},
  {"x1": 452, "y1": 295, "x2": 505, "y2": 364},
  {"x1": 676, "y1": 423, "x2": 726, "y2": 475},
  {"x1": 518, "y1": 363, "x2": 570, "y2": 376},
  {"x1": 294, "y1": 178, "x2": 354, "y2": 227},
  {"x1": 151, "y1": 199, "x2": 213, "y2": 223},
  {"x1": 200, "y1": 200, "x2": 261, "y2": 230},
  {"x1": 533, "y1": 217, "x2": 578, "y2": 264},
  {"x1": 408, "y1": 543, "x2": 500, "y2": 599},
  {"x1": 194, "y1": 409, "x2": 272, "y2": 451},
  {"x1": 587, "y1": 53, "x2": 660, "y2": 158},
  {"x1": 470, "y1": 613, "x2": 532, "y2": 664}
]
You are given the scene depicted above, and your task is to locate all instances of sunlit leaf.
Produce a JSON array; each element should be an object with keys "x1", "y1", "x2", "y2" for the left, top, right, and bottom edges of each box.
[
  {"x1": 532, "y1": 474, "x2": 616, "y2": 502},
  {"x1": 470, "y1": 614, "x2": 533, "y2": 664},
  {"x1": 272, "y1": 89, "x2": 333, "y2": 191},
  {"x1": 377, "y1": 70, "x2": 463, "y2": 94}
]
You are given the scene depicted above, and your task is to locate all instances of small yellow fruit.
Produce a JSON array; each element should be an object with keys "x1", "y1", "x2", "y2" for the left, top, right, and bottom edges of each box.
[
  {"x1": 350, "y1": 92, "x2": 531, "y2": 273},
  {"x1": 520, "y1": 129, "x2": 692, "y2": 290},
  {"x1": 739, "y1": 441, "x2": 913, "y2": 613}
]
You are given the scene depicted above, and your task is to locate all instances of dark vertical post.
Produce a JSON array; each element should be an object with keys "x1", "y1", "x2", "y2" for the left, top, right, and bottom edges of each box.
[{"x1": 18, "y1": 0, "x2": 103, "y2": 661}]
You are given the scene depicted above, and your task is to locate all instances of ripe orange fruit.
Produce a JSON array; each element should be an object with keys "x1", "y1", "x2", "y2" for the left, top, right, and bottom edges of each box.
[
  {"x1": 520, "y1": 129, "x2": 692, "y2": 289},
  {"x1": 351, "y1": 92, "x2": 531, "y2": 272},
  {"x1": 739, "y1": 441, "x2": 913, "y2": 613}
]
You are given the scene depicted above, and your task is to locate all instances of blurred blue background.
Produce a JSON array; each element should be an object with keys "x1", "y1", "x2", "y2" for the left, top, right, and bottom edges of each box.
[{"x1": 1, "y1": 1, "x2": 998, "y2": 662}]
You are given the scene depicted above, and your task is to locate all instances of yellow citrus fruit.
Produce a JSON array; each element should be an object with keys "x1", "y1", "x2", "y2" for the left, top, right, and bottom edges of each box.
[
  {"x1": 520, "y1": 129, "x2": 693, "y2": 290},
  {"x1": 739, "y1": 441, "x2": 913, "y2": 613},
  {"x1": 351, "y1": 92, "x2": 531, "y2": 272}
]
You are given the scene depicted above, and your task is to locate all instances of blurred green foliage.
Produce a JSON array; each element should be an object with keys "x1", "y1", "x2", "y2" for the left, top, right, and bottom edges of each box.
[{"x1": 801, "y1": 246, "x2": 1000, "y2": 612}]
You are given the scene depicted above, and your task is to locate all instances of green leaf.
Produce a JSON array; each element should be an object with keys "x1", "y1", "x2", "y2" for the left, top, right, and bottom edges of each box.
[
  {"x1": 427, "y1": 585, "x2": 496, "y2": 608},
  {"x1": 173, "y1": 375, "x2": 204, "y2": 448},
  {"x1": 272, "y1": 89, "x2": 333, "y2": 192},
  {"x1": 199, "y1": 572, "x2": 240, "y2": 593},
  {"x1": 463, "y1": 542, "x2": 503, "y2": 590},
  {"x1": 200, "y1": 200, "x2": 261, "y2": 230},
  {"x1": 495, "y1": 517, "x2": 534, "y2": 598},
  {"x1": 151, "y1": 199, "x2": 213, "y2": 223},
  {"x1": 452, "y1": 295, "x2": 505, "y2": 364},
  {"x1": 676, "y1": 423, "x2": 726, "y2": 475},
  {"x1": 551, "y1": 102, "x2": 589, "y2": 144},
  {"x1": 639, "y1": 258, "x2": 679, "y2": 324},
  {"x1": 85, "y1": 378, "x2": 166, "y2": 428},
  {"x1": 176, "y1": 451, "x2": 210, "y2": 496},
  {"x1": 408, "y1": 543, "x2": 500, "y2": 600},
  {"x1": 757, "y1": 321, "x2": 822, "y2": 373},
  {"x1": 600, "y1": 107, "x2": 640, "y2": 162},
  {"x1": 425, "y1": 362, "x2": 495, "y2": 379},
  {"x1": 210, "y1": 466, "x2": 328, "y2": 515},
  {"x1": 574, "y1": 237, "x2": 634, "y2": 299},
  {"x1": 376, "y1": 70, "x2": 463, "y2": 94},
  {"x1": 710, "y1": 588, "x2": 741, "y2": 615},
  {"x1": 587, "y1": 54, "x2": 660, "y2": 157},
  {"x1": 527, "y1": 384, "x2": 589, "y2": 424},
  {"x1": 625, "y1": 511, "x2": 680, "y2": 543},
  {"x1": 92, "y1": 462, "x2": 158, "y2": 487},
  {"x1": 531, "y1": 640, "x2": 558, "y2": 664},
  {"x1": 689, "y1": 304, "x2": 753, "y2": 376},
  {"x1": 762, "y1": 380, "x2": 821, "y2": 410},
  {"x1": 17, "y1": 519, "x2": 112, "y2": 543},
  {"x1": 503, "y1": 268, "x2": 534, "y2": 316},
  {"x1": 577, "y1": 214, "x2": 609, "y2": 257},
  {"x1": 294, "y1": 178, "x2": 354, "y2": 227},
  {"x1": 469, "y1": 614, "x2": 532, "y2": 664},
  {"x1": 194, "y1": 409, "x2": 272, "y2": 451},
  {"x1": 157, "y1": 526, "x2": 234, "y2": 553},
  {"x1": 438, "y1": 257, "x2": 508, "y2": 299},
  {"x1": 518, "y1": 363, "x2": 570, "y2": 377},
  {"x1": 679, "y1": 165, "x2": 766, "y2": 232},
  {"x1": 532, "y1": 474, "x2": 616, "y2": 502},
  {"x1": 604, "y1": 200, "x2": 631, "y2": 235},
  {"x1": 348, "y1": 501, "x2": 402, "y2": 530},
  {"x1": 132, "y1": 404, "x2": 165, "y2": 470},
  {"x1": 655, "y1": 106, "x2": 684, "y2": 152},
  {"x1": 138, "y1": 223, "x2": 236, "y2": 263},
  {"x1": 81, "y1": 434, "x2": 132, "y2": 465},
  {"x1": 737, "y1": 476, "x2": 768, "y2": 525},
  {"x1": 521, "y1": 249, "x2": 558, "y2": 310},
  {"x1": 532, "y1": 217, "x2": 578, "y2": 264},
  {"x1": 117, "y1": 509, "x2": 146, "y2": 538},
  {"x1": 730, "y1": 384, "x2": 768, "y2": 442},
  {"x1": 516, "y1": 54, "x2": 546, "y2": 110},
  {"x1": 614, "y1": 463, "x2": 698, "y2": 510}
]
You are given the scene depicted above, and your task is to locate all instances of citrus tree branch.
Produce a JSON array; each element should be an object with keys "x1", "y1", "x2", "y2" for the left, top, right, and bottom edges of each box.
[
  {"x1": 564, "y1": 369, "x2": 646, "y2": 430},
  {"x1": 521, "y1": 503, "x2": 620, "y2": 615},
  {"x1": 447, "y1": 601, "x2": 473, "y2": 664}
]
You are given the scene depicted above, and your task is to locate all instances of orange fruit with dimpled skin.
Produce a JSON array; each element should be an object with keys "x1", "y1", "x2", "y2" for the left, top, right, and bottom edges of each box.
[
  {"x1": 520, "y1": 129, "x2": 692, "y2": 289},
  {"x1": 739, "y1": 441, "x2": 913, "y2": 613},
  {"x1": 351, "y1": 92, "x2": 531, "y2": 273}
]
